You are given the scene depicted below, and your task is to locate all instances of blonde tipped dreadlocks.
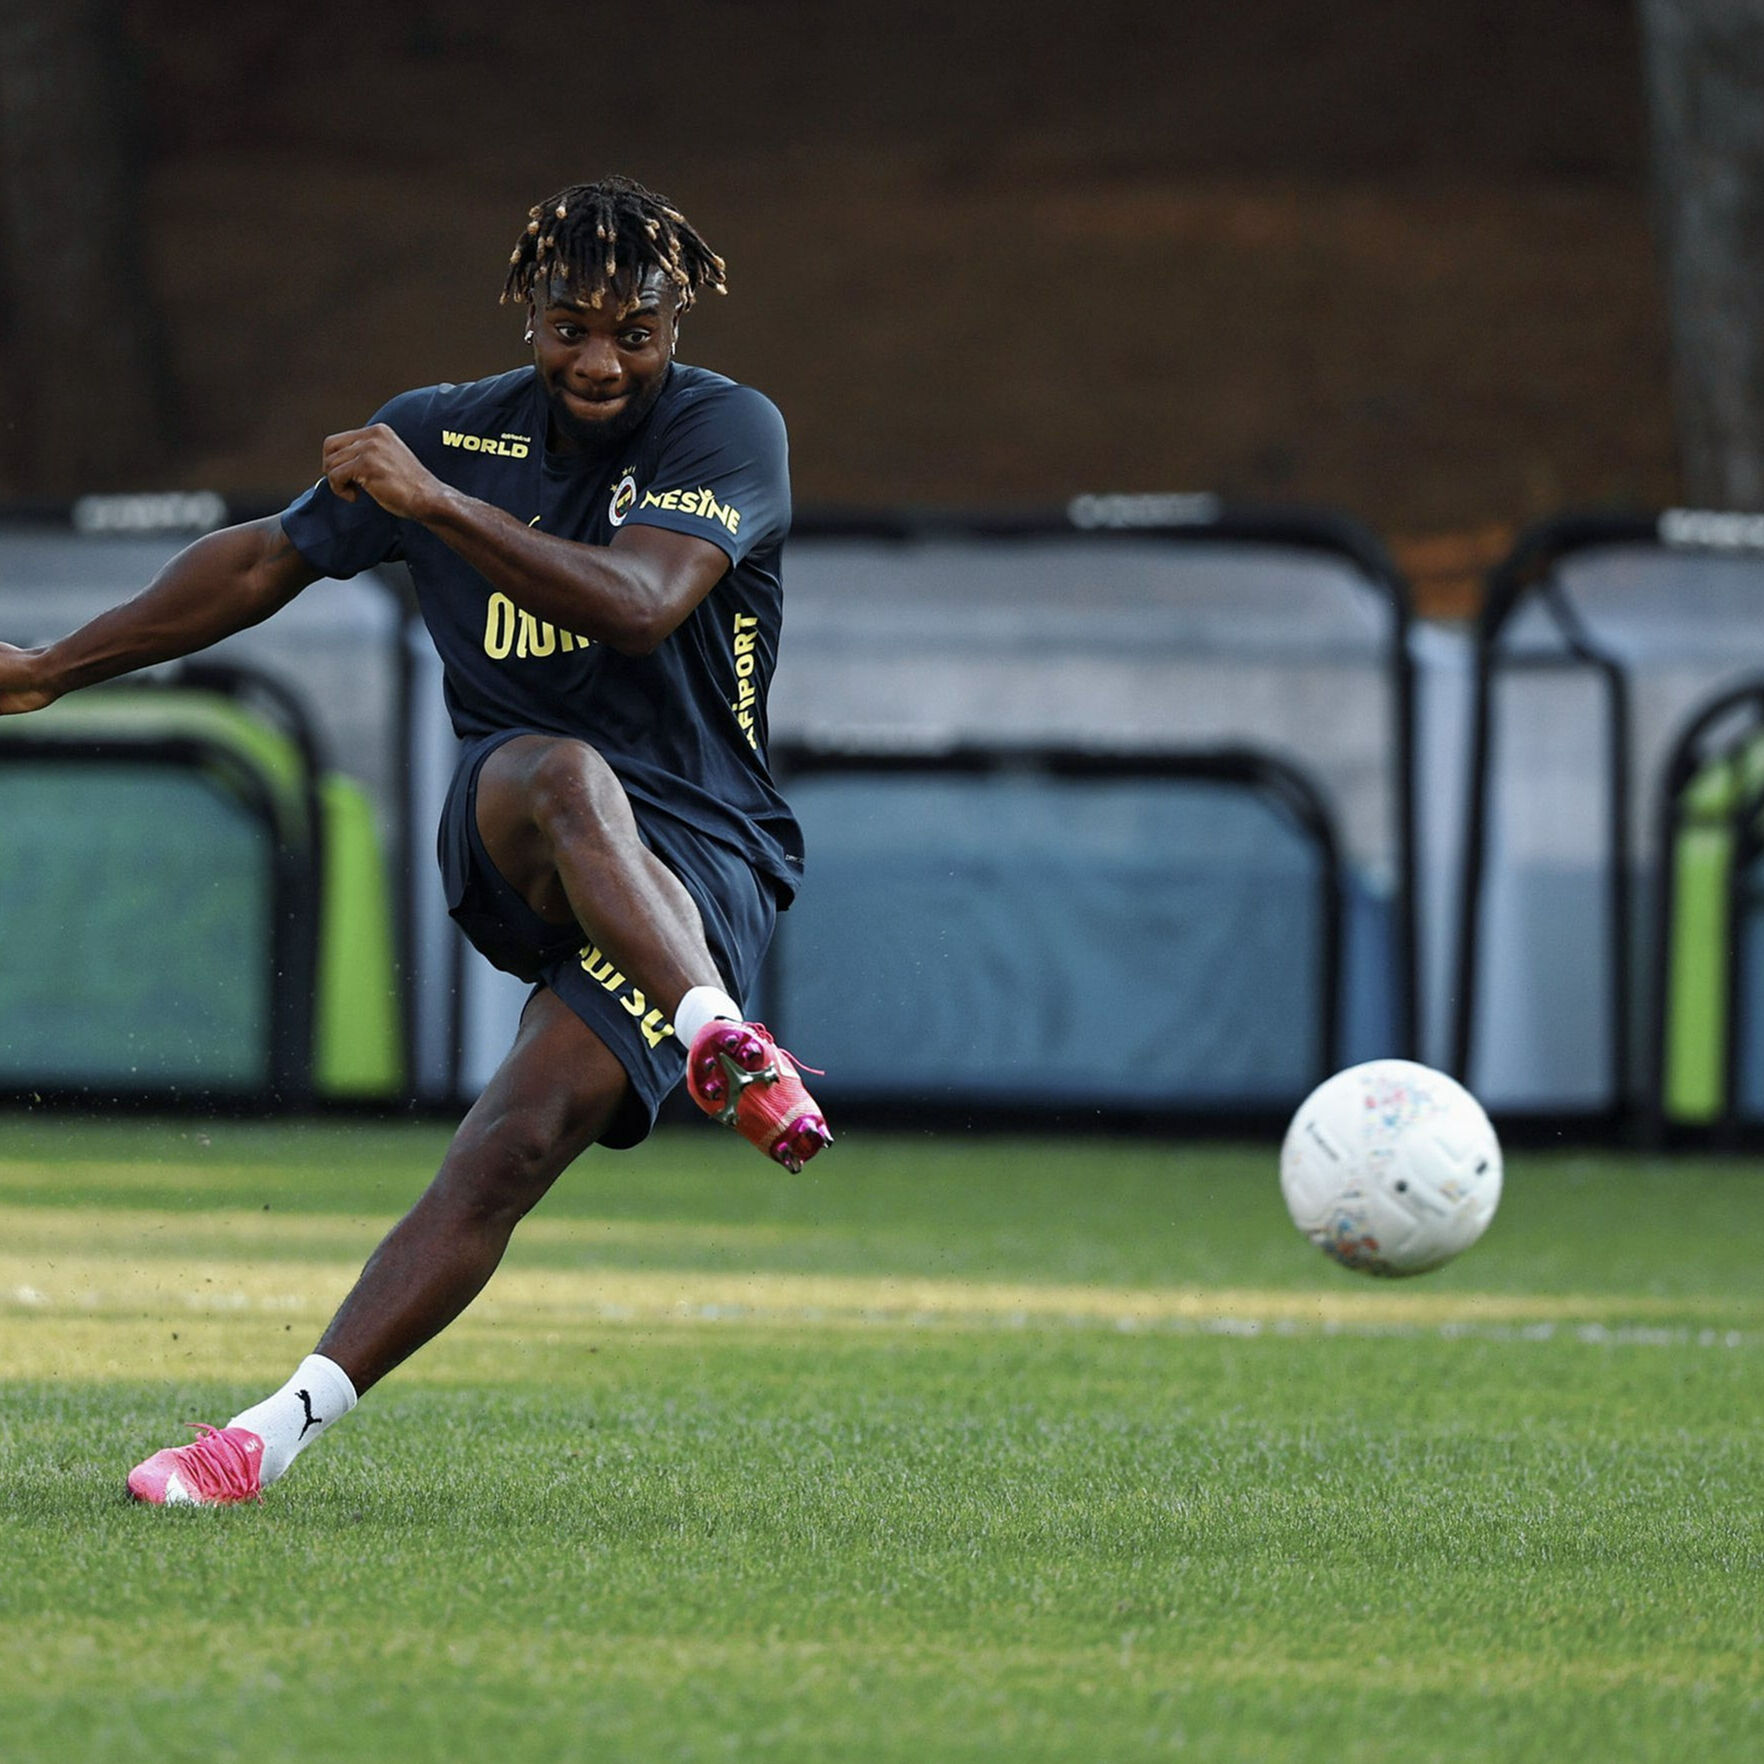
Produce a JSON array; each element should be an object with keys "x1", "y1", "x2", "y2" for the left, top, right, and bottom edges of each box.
[{"x1": 501, "y1": 175, "x2": 727, "y2": 314}]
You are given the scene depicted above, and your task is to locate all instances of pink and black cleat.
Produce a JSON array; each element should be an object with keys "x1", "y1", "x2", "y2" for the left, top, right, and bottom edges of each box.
[
  {"x1": 687, "y1": 1021, "x2": 832, "y2": 1173},
  {"x1": 126, "y1": 1424, "x2": 264, "y2": 1506}
]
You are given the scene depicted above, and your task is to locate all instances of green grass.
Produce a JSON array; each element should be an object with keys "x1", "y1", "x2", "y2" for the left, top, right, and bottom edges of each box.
[{"x1": 1, "y1": 1117, "x2": 1761, "y2": 1761}]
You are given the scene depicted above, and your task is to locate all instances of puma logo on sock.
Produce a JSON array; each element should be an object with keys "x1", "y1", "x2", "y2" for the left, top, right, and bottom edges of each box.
[{"x1": 297, "y1": 1389, "x2": 324, "y2": 1437}]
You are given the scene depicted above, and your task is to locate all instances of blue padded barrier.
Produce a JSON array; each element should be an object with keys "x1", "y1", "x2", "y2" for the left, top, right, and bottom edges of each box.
[
  {"x1": 0, "y1": 760, "x2": 275, "y2": 1091},
  {"x1": 768, "y1": 750, "x2": 1343, "y2": 1117}
]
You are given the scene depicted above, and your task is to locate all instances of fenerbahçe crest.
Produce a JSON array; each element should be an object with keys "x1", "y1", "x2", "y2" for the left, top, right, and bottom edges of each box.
[{"x1": 608, "y1": 472, "x2": 637, "y2": 526}]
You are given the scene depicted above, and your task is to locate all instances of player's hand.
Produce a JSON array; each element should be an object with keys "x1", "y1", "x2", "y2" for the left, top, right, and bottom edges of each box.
[
  {"x1": 0, "y1": 643, "x2": 57, "y2": 715},
  {"x1": 321, "y1": 424, "x2": 445, "y2": 521}
]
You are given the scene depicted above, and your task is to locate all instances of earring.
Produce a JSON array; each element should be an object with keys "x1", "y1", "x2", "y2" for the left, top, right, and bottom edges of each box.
[{"x1": 523, "y1": 327, "x2": 534, "y2": 342}]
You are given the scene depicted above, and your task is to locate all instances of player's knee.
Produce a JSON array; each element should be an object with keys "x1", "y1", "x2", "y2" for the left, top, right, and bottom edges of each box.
[
  {"x1": 444, "y1": 1108, "x2": 573, "y2": 1225},
  {"x1": 524, "y1": 739, "x2": 623, "y2": 845},
  {"x1": 444, "y1": 1081, "x2": 614, "y2": 1226}
]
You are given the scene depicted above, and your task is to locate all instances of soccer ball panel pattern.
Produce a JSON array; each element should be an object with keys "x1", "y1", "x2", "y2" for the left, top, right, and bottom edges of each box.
[{"x1": 1280, "y1": 1059, "x2": 1503, "y2": 1278}]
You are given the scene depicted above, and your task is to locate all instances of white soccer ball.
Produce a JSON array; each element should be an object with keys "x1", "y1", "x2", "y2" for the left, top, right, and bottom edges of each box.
[{"x1": 1279, "y1": 1059, "x2": 1502, "y2": 1277}]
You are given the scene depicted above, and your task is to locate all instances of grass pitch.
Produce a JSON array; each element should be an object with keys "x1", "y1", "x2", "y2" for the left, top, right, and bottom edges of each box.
[{"x1": 1, "y1": 1118, "x2": 1760, "y2": 1762}]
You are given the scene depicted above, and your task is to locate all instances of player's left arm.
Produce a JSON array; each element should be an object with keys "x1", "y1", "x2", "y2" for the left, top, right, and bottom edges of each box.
[{"x1": 321, "y1": 423, "x2": 727, "y2": 655}]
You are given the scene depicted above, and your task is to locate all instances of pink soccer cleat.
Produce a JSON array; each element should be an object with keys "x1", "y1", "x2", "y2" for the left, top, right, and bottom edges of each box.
[
  {"x1": 687, "y1": 1020, "x2": 833, "y2": 1173},
  {"x1": 126, "y1": 1424, "x2": 265, "y2": 1506}
]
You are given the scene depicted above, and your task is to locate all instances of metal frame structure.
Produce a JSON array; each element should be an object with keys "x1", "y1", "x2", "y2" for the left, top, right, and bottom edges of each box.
[
  {"x1": 1451, "y1": 509, "x2": 1764, "y2": 1127},
  {"x1": 791, "y1": 499, "x2": 1420, "y2": 1060}
]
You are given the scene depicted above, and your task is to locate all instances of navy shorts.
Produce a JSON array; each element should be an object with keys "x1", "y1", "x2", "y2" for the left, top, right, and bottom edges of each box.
[{"x1": 438, "y1": 728, "x2": 779, "y2": 1149}]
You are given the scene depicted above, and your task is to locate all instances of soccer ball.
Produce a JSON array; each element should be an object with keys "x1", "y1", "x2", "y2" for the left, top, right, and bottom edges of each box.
[{"x1": 1279, "y1": 1060, "x2": 1502, "y2": 1277}]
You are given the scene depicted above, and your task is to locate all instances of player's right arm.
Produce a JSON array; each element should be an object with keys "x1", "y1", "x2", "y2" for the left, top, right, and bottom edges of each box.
[{"x1": 0, "y1": 516, "x2": 320, "y2": 714}]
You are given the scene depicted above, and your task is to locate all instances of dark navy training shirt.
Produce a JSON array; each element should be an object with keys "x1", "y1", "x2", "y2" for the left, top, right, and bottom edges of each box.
[{"x1": 279, "y1": 362, "x2": 802, "y2": 899}]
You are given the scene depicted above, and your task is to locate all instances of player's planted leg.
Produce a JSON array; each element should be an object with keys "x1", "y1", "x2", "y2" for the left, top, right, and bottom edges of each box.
[
  {"x1": 310, "y1": 994, "x2": 622, "y2": 1392},
  {"x1": 126, "y1": 994, "x2": 622, "y2": 1505}
]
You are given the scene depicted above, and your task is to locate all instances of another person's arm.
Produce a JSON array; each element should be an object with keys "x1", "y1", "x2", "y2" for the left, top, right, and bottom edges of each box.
[{"x1": 0, "y1": 516, "x2": 320, "y2": 714}]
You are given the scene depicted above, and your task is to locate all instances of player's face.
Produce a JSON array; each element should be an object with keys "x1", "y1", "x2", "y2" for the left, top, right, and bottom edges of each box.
[{"x1": 530, "y1": 273, "x2": 678, "y2": 455}]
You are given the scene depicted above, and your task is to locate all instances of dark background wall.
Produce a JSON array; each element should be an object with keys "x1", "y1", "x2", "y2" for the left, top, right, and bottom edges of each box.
[{"x1": 5, "y1": 0, "x2": 1674, "y2": 549}]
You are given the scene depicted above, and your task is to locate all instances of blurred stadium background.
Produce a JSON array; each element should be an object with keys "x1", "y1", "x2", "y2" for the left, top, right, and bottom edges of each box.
[{"x1": 2, "y1": 0, "x2": 1764, "y2": 1138}]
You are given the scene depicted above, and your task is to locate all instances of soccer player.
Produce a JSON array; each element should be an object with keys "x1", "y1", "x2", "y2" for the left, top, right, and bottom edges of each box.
[{"x1": 0, "y1": 176, "x2": 831, "y2": 1505}]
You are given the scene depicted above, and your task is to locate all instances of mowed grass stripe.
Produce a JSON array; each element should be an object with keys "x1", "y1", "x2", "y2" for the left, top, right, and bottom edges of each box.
[
  {"x1": 5, "y1": 1231, "x2": 1760, "y2": 1351},
  {"x1": 2, "y1": 1617, "x2": 1756, "y2": 1697},
  {"x1": 0, "y1": 1201, "x2": 856, "y2": 1260},
  {"x1": 4, "y1": 1628, "x2": 1756, "y2": 1764},
  {"x1": 7, "y1": 1124, "x2": 1764, "y2": 1302}
]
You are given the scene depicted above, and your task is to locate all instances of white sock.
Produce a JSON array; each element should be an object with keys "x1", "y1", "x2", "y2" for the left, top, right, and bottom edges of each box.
[
  {"x1": 674, "y1": 984, "x2": 742, "y2": 1047},
  {"x1": 227, "y1": 1353, "x2": 359, "y2": 1487}
]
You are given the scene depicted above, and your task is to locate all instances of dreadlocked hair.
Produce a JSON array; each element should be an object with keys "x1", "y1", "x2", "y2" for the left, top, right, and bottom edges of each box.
[{"x1": 500, "y1": 175, "x2": 727, "y2": 314}]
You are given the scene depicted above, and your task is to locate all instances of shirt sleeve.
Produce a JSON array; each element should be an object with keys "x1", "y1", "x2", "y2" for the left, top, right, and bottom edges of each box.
[
  {"x1": 623, "y1": 383, "x2": 790, "y2": 565},
  {"x1": 277, "y1": 387, "x2": 434, "y2": 578}
]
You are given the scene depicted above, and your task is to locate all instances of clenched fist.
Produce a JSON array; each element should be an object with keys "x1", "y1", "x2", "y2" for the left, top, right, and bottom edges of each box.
[
  {"x1": 0, "y1": 643, "x2": 55, "y2": 715},
  {"x1": 322, "y1": 424, "x2": 447, "y2": 522}
]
